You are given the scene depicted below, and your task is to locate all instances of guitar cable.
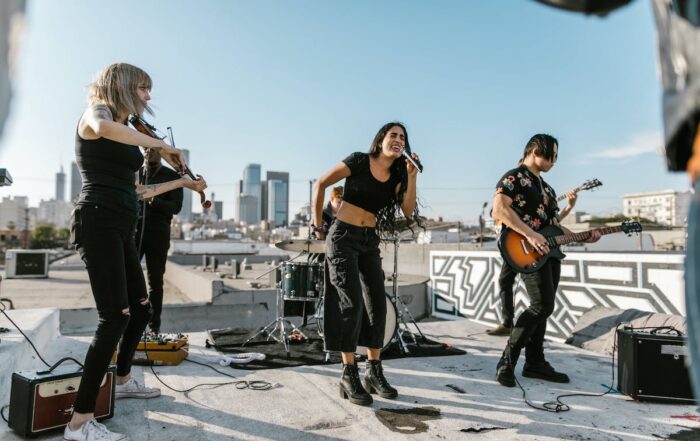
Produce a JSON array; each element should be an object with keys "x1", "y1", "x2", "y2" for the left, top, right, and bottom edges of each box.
[
  {"x1": 512, "y1": 323, "x2": 684, "y2": 413},
  {"x1": 0, "y1": 300, "x2": 84, "y2": 424}
]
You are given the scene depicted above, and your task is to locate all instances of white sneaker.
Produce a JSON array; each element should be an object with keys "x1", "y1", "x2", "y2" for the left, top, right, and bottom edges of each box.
[
  {"x1": 63, "y1": 418, "x2": 128, "y2": 441},
  {"x1": 114, "y1": 378, "x2": 161, "y2": 399}
]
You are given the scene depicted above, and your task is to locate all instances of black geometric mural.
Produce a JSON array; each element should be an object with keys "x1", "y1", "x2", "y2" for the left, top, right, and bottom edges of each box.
[{"x1": 430, "y1": 252, "x2": 685, "y2": 340}]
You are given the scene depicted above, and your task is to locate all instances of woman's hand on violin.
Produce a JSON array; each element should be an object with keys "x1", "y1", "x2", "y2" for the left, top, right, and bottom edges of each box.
[
  {"x1": 159, "y1": 142, "x2": 186, "y2": 172},
  {"x1": 181, "y1": 175, "x2": 207, "y2": 192}
]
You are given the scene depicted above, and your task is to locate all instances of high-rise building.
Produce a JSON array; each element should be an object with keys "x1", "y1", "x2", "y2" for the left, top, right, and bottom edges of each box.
[
  {"x1": 214, "y1": 200, "x2": 223, "y2": 221},
  {"x1": 239, "y1": 194, "x2": 258, "y2": 225},
  {"x1": 177, "y1": 149, "x2": 193, "y2": 223},
  {"x1": 235, "y1": 179, "x2": 243, "y2": 222},
  {"x1": 623, "y1": 189, "x2": 692, "y2": 227},
  {"x1": 70, "y1": 162, "x2": 82, "y2": 203},
  {"x1": 0, "y1": 196, "x2": 29, "y2": 230},
  {"x1": 38, "y1": 199, "x2": 72, "y2": 228},
  {"x1": 267, "y1": 180, "x2": 288, "y2": 226},
  {"x1": 242, "y1": 164, "x2": 261, "y2": 223},
  {"x1": 262, "y1": 171, "x2": 289, "y2": 226},
  {"x1": 55, "y1": 165, "x2": 65, "y2": 201}
]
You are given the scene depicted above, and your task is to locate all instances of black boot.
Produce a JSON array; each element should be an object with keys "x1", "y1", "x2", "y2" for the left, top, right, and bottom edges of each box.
[
  {"x1": 496, "y1": 344, "x2": 520, "y2": 388},
  {"x1": 363, "y1": 360, "x2": 398, "y2": 399},
  {"x1": 339, "y1": 363, "x2": 372, "y2": 406}
]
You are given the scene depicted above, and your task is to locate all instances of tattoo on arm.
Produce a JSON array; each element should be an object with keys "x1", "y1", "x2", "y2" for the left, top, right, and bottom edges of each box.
[
  {"x1": 136, "y1": 182, "x2": 175, "y2": 201},
  {"x1": 90, "y1": 104, "x2": 113, "y2": 121}
]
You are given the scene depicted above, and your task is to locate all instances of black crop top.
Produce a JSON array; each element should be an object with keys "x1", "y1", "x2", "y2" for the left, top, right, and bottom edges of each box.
[
  {"x1": 342, "y1": 152, "x2": 400, "y2": 215},
  {"x1": 75, "y1": 131, "x2": 144, "y2": 216}
]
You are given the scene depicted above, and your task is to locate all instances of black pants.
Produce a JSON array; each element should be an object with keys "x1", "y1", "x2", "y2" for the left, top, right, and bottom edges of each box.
[
  {"x1": 324, "y1": 220, "x2": 386, "y2": 353},
  {"x1": 498, "y1": 263, "x2": 517, "y2": 328},
  {"x1": 71, "y1": 205, "x2": 151, "y2": 414},
  {"x1": 136, "y1": 226, "x2": 170, "y2": 332},
  {"x1": 503, "y1": 258, "x2": 561, "y2": 366}
]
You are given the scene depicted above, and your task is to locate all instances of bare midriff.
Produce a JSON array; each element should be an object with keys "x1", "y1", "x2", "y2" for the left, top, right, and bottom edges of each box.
[{"x1": 335, "y1": 201, "x2": 377, "y2": 228}]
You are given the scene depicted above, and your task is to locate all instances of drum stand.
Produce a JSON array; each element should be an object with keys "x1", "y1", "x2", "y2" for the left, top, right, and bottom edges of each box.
[
  {"x1": 386, "y1": 233, "x2": 427, "y2": 354},
  {"x1": 243, "y1": 258, "x2": 309, "y2": 356}
]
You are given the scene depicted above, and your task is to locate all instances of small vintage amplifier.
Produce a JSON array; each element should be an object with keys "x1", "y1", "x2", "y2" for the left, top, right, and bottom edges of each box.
[
  {"x1": 133, "y1": 333, "x2": 189, "y2": 366},
  {"x1": 617, "y1": 328, "x2": 695, "y2": 404},
  {"x1": 8, "y1": 362, "x2": 115, "y2": 437}
]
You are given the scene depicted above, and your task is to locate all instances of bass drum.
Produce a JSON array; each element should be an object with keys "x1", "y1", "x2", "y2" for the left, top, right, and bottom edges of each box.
[{"x1": 357, "y1": 293, "x2": 398, "y2": 355}]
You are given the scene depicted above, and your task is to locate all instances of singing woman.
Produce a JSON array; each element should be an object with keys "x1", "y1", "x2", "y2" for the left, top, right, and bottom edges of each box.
[
  {"x1": 312, "y1": 122, "x2": 420, "y2": 406},
  {"x1": 64, "y1": 63, "x2": 206, "y2": 441}
]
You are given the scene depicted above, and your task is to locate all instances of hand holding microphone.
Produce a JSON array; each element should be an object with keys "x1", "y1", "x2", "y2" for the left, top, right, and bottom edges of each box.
[{"x1": 400, "y1": 147, "x2": 423, "y2": 173}]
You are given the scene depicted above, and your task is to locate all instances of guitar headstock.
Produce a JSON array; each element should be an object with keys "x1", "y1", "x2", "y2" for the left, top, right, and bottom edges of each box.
[
  {"x1": 621, "y1": 220, "x2": 642, "y2": 235},
  {"x1": 581, "y1": 179, "x2": 602, "y2": 191}
]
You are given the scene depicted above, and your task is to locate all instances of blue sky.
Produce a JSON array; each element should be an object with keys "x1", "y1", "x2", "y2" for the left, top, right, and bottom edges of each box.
[{"x1": 0, "y1": 0, "x2": 691, "y2": 224}]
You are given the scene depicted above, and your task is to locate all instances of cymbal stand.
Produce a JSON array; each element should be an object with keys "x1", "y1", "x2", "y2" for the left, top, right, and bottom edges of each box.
[
  {"x1": 244, "y1": 258, "x2": 308, "y2": 356},
  {"x1": 387, "y1": 233, "x2": 427, "y2": 354}
]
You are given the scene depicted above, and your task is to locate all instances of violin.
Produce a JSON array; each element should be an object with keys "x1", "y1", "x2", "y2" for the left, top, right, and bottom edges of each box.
[{"x1": 128, "y1": 115, "x2": 211, "y2": 209}]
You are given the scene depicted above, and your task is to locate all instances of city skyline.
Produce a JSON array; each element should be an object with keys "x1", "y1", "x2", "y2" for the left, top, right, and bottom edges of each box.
[{"x1": 0, "y1": 1, "x2": 692, "y2": 224}]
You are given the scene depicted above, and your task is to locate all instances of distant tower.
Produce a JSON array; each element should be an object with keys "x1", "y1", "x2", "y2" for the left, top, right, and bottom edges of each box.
[
  {"x1": 70, "y1": 162, "x2": 81, "y2": 202},
  {"x1": 242, "y1": 164, "x2": 261, "y2": 223},
  {"x1": 265, "y1": 171, "x2": 289, "y2": 226},
  {"x1": 177, "y1": 149, "x2": 193, "y2": 222},
  {"x1": 55, "y1": 165, "x2": 65, "y2": 201}
]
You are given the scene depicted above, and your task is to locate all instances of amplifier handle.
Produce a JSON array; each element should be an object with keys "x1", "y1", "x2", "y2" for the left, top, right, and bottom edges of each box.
[
  {"x1": 649, "y1": 326, "x2": 683, "y2": 336},
  {"x1": 37, "y1": 357, "x2": 84, "y2": 375}
]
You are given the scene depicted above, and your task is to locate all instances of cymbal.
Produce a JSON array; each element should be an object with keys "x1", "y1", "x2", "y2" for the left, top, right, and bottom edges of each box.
[{"x1": 275, "y1": 239, "x2": 326, "y2": 254}]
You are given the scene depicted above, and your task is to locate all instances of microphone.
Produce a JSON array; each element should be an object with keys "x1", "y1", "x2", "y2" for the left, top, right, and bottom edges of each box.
[{"x1": 400, "y1": 147, "x2": 423, "y2": 173}]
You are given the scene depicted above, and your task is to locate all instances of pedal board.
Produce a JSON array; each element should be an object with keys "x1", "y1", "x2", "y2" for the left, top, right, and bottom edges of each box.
[
  {"x1": 133, "y1": 333, "x2": 189, "y2": 366},
  {"x1": 9, "y1": 365, "x2": 115, "y2": 437}
]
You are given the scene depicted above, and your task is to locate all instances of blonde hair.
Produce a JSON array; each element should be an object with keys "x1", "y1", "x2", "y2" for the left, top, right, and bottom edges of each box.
[{"x1": 88, "y1": 63, "x2": 153, "y2": 118}]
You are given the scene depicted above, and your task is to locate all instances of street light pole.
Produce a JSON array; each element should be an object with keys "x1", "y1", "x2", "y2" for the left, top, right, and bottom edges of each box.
[{"x1": 479, "y1": 202, "x2": 487, "y2": 247}]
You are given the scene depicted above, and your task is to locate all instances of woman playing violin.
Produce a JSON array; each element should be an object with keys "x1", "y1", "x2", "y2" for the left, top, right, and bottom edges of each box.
[
  {"x1": 312, "y1": 122, "x2": 421, "y2": 406},
  {"x1": 64, "y1": 63, "x2": 206, "y2": 441}
]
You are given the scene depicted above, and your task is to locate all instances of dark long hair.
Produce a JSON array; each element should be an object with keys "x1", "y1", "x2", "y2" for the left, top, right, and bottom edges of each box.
[
  {"x1": 366, "y1": 122, "x2": 422, "y2": 236},
  {"x1": 522, "y1": 134, "x2": 558, "y2": 162}
]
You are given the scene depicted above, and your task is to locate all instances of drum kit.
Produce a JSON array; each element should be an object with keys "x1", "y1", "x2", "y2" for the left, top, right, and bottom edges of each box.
[{"x1": 243, "y1": 235, "x2": 425, "y2": 357}]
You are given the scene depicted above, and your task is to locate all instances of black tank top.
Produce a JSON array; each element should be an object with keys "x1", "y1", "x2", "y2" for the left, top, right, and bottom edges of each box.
[
  {"x1": 75, "y1": 130, "x2": 144, "y2": 216},
  {"x1": 341, "y1": 152, "x2": 400, "y2": 215}
]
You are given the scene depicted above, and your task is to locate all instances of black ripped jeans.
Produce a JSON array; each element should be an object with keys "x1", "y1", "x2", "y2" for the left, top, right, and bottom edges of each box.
[
  {"x1": 498, "y1": 263, "x2": 517, "y2": 328},
  {"x1": 502, "y1": 258, "x2": 561, "y2": 366},
  {"x1": 324, "y1": 219, "x2": 386, "y2": 353},
  {"x1": 71, "y1": 204, "x2": 151, "y2": 414}
]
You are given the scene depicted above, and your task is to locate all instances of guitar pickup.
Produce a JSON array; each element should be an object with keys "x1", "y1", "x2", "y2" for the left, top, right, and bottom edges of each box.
[{"x1": 520, "y1": 240, "x2": 529, "y2": 255}]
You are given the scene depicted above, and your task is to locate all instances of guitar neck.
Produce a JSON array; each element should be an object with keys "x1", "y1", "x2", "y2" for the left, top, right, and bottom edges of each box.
[
  {"x1": 553, "y1": 225, "x2": 623, "y2": 246},
  {"x1": 556, "y1": 186, "x2": 582, "y2": 202}
]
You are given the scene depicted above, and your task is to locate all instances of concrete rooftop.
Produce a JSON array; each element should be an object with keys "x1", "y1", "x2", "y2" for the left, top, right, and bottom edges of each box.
[{"x1": 1, "y1": 310, "x2": 698, "y2": 441}]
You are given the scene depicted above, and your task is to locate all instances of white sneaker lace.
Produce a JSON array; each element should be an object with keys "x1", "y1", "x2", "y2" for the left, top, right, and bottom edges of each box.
[{"x1": 84, "y1": 419, "x2": 113, "y2": 441}]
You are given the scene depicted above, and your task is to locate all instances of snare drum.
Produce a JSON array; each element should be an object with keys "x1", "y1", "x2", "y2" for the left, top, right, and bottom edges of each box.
[{"x1": 282, "y1": 261, "x2": 323, "y2": 301}]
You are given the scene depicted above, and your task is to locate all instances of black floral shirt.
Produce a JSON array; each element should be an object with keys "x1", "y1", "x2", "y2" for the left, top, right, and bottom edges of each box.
[{"x1": 495, "y1": 165, "x2": 559, "y2": 231}]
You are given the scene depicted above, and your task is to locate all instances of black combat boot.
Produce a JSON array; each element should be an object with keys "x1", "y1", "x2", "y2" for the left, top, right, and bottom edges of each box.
[
  {"x1": 363, "y1": 359, "x2": 398, "y2": 399},
  {"x1": 339, "y1": 363, "x2": 372, "y2": 406}
]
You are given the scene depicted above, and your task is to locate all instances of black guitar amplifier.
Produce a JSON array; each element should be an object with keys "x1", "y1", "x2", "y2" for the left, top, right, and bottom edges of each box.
[
  {"x1": 617, "y1": 328, "x2": 694, "y2": 404},
  {"x1": 8, "y1": 360, "x2": 115, "y2": 437}
]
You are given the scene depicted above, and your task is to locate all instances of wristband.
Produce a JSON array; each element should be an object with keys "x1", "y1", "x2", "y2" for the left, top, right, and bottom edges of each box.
[{"x1": 311, "y1": 225, "x2": 328, "y2": 234}]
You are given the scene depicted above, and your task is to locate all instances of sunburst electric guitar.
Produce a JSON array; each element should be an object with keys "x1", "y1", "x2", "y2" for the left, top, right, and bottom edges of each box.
[{"x1": 498, "y1": 221, "x2": 642, "y2": 273}]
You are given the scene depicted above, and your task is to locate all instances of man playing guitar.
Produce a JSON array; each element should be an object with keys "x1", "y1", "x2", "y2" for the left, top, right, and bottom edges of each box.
[
  {"x1": 487, "y1": 178, "x2": 601, "y2": 336},
  {"x1": 491, "y1": 134, "x2": 600, "y2": 388}
]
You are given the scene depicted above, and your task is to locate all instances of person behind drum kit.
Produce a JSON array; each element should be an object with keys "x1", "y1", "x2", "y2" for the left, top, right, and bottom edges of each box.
[
  {"x1": 65, "y1": 63, "x2": 206, "y2": 441},
  {"x1": 492, "y1": 134, "x2": 600, "y2": 388},
  {"x1": 136, "y1": 147, "x2": 183, "y2": 336},
  {"x1": 322, "y1": 185, "x2": 343, "y2": 229},
  {"x1": 311, "y1": 122, "x2": 421, "y2": 406}
]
